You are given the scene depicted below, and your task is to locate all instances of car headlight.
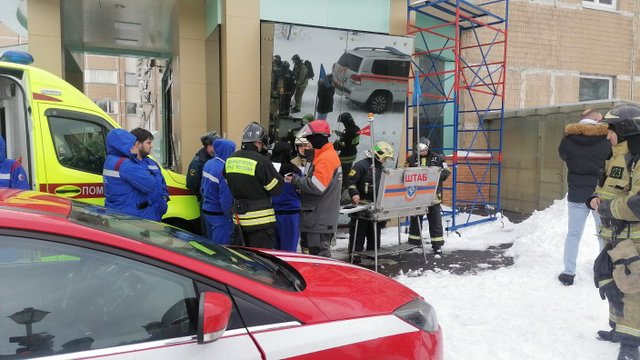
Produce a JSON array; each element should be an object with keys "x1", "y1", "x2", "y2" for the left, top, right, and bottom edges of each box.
[{"x1": 393, "y1": 298, "x2": 439, "y2": 332}]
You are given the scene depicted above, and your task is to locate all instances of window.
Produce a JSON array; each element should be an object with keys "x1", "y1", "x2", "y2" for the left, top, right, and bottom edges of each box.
[
  {"x1": 579, "y1": 75, "x2": 613, "y2": 102},
  {"x1": 582, "y1": 0, "x2": 616, "y2": 10},
  {"x1": 371, "y1": 60, "x2": 410, "y2": 77},
  {"x1": 0, "y1": 236, "x2": 198, "y2": 357},
  {"x1": 338, "y1": 53, "x2": 363, "y2": 72},
  {"x1": 126, "y1": 102, "x2": 138, "y2": 115},
  {"x1": 95, "y1": 100, "x2": 117, "y2": 114},
  {"x1": 48, "y1": 116, "x2": 107, "y2": 174},
  {"x1": 125, "y1": 72, "x2": 137, "y2": 86},
  {"x1": 85, "y1": 69, "x2": 117, "y2": 84}
]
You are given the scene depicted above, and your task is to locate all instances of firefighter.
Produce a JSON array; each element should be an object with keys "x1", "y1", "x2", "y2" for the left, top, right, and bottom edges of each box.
[
  {"x1": 291, "y1": 136, "x2": 311, "y2": 173},
  {"x1": 588, "y1": 105, "x2": 640, "y2": 360},
  {"x1": 289, "y1": 120, "x2": 342, "y2": 257},
  {"x1": 406, "y1": 138, "x2": 451, "y2": 254},
  {"x1": 224, "y1": 122, "x2": 284, "y2": 249},
  {"x1": 347, "y1": 141, "x2": 394, "y2": 255},
  {"x1": 333, "y1": 112, "x2": 360, "y2": 186}
]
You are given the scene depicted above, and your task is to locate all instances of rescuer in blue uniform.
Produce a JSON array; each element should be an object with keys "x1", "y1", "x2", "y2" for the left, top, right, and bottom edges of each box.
[
  {"x1": 103, "y1": 129, "x2": 156, "y2": 220},
  {"x1": 201, "y1": 138, "x2": 236, "y2": 245},
  {"x1": 0, "y1": 135, "x2": 29, "y2": 190}
]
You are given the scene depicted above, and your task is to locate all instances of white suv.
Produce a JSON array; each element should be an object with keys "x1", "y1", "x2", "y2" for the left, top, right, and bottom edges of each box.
[{"x1": 332, "y1": 46, "x2": 410, "y2": 113}]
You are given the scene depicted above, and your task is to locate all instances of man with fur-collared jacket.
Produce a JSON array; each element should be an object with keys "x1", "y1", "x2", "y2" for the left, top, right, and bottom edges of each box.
[{"x1": 557, "y1": 109, "x2": 610, "y2": 286}]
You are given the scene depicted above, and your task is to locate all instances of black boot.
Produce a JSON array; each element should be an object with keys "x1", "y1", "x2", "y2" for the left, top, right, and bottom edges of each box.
[
  {"x1": 618, "y1": 344, "x2": 640, "y2": 360},
  {"x1": 558, "y1": 273, "x2": 575, "y2": 286},
  {"x1": 597, "y1": 329, "x2": 618, "y2": 342}
]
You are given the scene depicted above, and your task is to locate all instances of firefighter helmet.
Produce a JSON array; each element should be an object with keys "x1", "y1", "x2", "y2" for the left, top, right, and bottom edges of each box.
[
  {"x1": 418, "y1": 138, "x2": 430, "y2": 152},
  {"x1": 296, "y1": 120, "x2": 331, "y2": 138},
  {"x1": 602, "y1": 105, "x2": 640, "y2": 139},
  {"x1": 372, "y1": 141, "x2": 394, "y2": 162},
  {"x1": 241, "y1": 122, "x2": 269, "y2": 144},
  {"x1": 294, "y1": 136, "x2": 310, "y2": 146}
]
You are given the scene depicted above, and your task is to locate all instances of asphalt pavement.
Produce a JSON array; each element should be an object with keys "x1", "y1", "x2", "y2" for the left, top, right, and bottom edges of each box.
[{"x1": 332, "y1": 211, "x2": 526, "y2": 277}]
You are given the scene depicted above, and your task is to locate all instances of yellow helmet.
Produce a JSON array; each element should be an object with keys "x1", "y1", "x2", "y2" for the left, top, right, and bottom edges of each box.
[{"x1": 373, "y1": 141, "x2": 394, "y2": 161}]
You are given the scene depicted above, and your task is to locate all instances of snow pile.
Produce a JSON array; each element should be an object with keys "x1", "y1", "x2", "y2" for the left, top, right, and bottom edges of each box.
[{"x1": 396, "y1": 198, "x2": 618, "y2": 359}]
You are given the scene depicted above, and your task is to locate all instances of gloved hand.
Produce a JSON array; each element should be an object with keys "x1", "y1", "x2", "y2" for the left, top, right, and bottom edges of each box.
[
  {"x1": 304, "y1": 148, "x2": 315, "y2": 162},
  {"x1": 599, "y1": 281, "x2": 624, "y2": 316}
]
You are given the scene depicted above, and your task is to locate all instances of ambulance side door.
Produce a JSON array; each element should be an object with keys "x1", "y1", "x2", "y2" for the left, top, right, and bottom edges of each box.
[{"x1": 39, "y1": 107, "x2": 113, "y2": 204}]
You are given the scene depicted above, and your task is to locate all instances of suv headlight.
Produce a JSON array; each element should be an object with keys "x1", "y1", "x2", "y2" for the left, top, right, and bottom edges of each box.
[{"x1": 393, "y1": 298, "x2": 439, "y2": 332}]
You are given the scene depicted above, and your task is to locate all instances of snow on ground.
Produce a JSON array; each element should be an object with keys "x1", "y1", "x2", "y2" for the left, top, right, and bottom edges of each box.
[{"x1": 377, "y1": 197, "x2": 616, "y2": 359}]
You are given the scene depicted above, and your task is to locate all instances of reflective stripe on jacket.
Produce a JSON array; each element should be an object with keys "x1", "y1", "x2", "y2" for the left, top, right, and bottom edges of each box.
[{"x1": 294, "y1": 142, "x2": 342, "y2": 234}]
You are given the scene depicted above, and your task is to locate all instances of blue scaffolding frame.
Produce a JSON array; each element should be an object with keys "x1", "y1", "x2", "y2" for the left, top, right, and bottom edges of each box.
[{"x1": 406, "y1": 0, "x2": 509, "y2": 231}]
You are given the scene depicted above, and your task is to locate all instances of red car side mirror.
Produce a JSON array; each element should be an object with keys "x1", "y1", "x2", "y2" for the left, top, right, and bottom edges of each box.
[{"x1": 197, "y1": 292, "x2": 232, "y2": 344}]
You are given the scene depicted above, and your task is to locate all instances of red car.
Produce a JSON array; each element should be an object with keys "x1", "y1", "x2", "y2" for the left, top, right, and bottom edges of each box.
[{"x1": 0, "y1": 189, "x2": 442, "y2": 359}]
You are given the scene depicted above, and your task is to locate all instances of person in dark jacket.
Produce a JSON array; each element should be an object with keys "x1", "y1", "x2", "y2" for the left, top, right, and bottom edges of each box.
[
  {"x1": 0, "y1": 135, "x2": 29, "y2": 190},
  {"x1": 186, "y1": 131, "x2": 220, "y2": 200},
  {"x1": 186, "y1": 130, "x2": 220, "y2": 236},
  {"x1": 224, "y1": 122, "x2": 284, "y2": 249},
  {"x1": 271, "y1": 141, "x2": 302, "y2": 252},
  {"x1": 334, "y1": 112, "x2": 360, "y2": 187},
  {"x1": 347, "y1": 141, "x2": 394, "y2": 255},
  {"x1": 315, "y1": 74, "x2": 335, "y2": 120},
  {"x1": 406, "y1": 138, "x2": 451, "y2": 255},
  {"x1": 131, "y1": 128, "x2": 169, "y2": 221},
  {"x1": 557, "y1": 109, "x2": 610, "y2": 286},
  {"x1": 278, "y1": 61, "x2": 295, "y2": 116},
  {"x1": 201, "y1": 138, "x2": 236, "y2": 245},
  {"x1": 103, "y1": 129, "x2": 155, "y2": 219},
  {"x1": 290, "y1": 120, "x2": 342, "y2": 257}
]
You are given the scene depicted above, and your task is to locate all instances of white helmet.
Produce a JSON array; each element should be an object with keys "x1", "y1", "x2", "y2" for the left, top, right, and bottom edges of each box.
[
  {"x1": 294, "y1": 136, "x2": 309, "y2": 146},
  {"x1": 418, "y1": 138, "x2": 430, "y2": 152}
]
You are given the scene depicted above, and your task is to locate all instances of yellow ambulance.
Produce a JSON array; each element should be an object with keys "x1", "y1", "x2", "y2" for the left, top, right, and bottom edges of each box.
[{"x1": 0, "y1": 51, "x2": 200, "y2": 232}]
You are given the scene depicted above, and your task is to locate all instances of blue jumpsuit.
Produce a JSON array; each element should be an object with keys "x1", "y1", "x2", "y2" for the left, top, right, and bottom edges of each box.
[
  {"x1": 201, "y1": 139, "x2": 236, "y2": 245},
  {"x1": 103, "y1": 129, "x2": 156, "y2": 220},
  {"x1": 0, "y1": 135, "x2": 29, "y2": 190}
]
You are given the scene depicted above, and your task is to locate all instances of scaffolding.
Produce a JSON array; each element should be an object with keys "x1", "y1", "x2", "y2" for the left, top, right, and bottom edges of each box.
[{"x1": 406, "y1": 0, "x2": 509, "y2": 231}]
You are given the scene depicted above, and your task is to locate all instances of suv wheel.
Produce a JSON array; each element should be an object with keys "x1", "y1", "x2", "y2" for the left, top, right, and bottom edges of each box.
[{"x1": 366, "y1": 91, "x2": 391, "y2": 114}]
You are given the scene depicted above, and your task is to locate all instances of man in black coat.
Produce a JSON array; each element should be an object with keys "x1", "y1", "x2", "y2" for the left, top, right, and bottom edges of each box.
[
  {"x1": 557, "y1": 109, "x2": 611, "y2": 286},
  {"x1": 315, "y1": 74, "x2": 335, "y2": 120}
]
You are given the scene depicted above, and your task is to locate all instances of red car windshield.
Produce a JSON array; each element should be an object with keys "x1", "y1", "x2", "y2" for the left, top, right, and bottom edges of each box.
[{"x1": 67, "y1": 201, "x2": 302, "y2": 291}]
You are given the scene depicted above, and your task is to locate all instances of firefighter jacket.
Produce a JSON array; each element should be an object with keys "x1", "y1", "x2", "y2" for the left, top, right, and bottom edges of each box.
[
  {"x1": 142, "y1": 156, "x2": 169, "y2": 221},
  {"x1": 406, "y1": 151, "x2": 451, "y2": 204},
  {"x1": 334, "y1": 121, "x2": 360, "y2": 165},
  {"x1": 0, "y1": 135, "x2": 29, "y2": 190},
  {"x1": 558, "y1": 122, "x2": 610, "y2": 203},
  {"x1": 224, "y1": 144, "x2": 284, "y2": 229},
  {"x1": 591, "y1": 141, "x2": 640, "y2": 241},
  {"x1": 348, "y1": 157, "x2": 382, "y2": 202},
  {"x1": 293, "y1": 142, "x2": 342, "y2": 234},
  {"x1": 202, "y1": 139, "x2": 236, "y2": 216},
  {"x1": 103, "y1": 129, "x2": 156, "y2": 220},
  {"x1": 293, "y1": 61, "x2": 308, "y2": 88},
  {"x1": 186, "y1": 147, "x2": 213, "y2": 201}
]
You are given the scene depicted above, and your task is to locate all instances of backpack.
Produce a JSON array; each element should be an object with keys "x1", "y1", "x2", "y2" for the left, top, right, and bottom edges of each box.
[{"x1": 304, "y1": 60, "x2": 314, "y2": 80}]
